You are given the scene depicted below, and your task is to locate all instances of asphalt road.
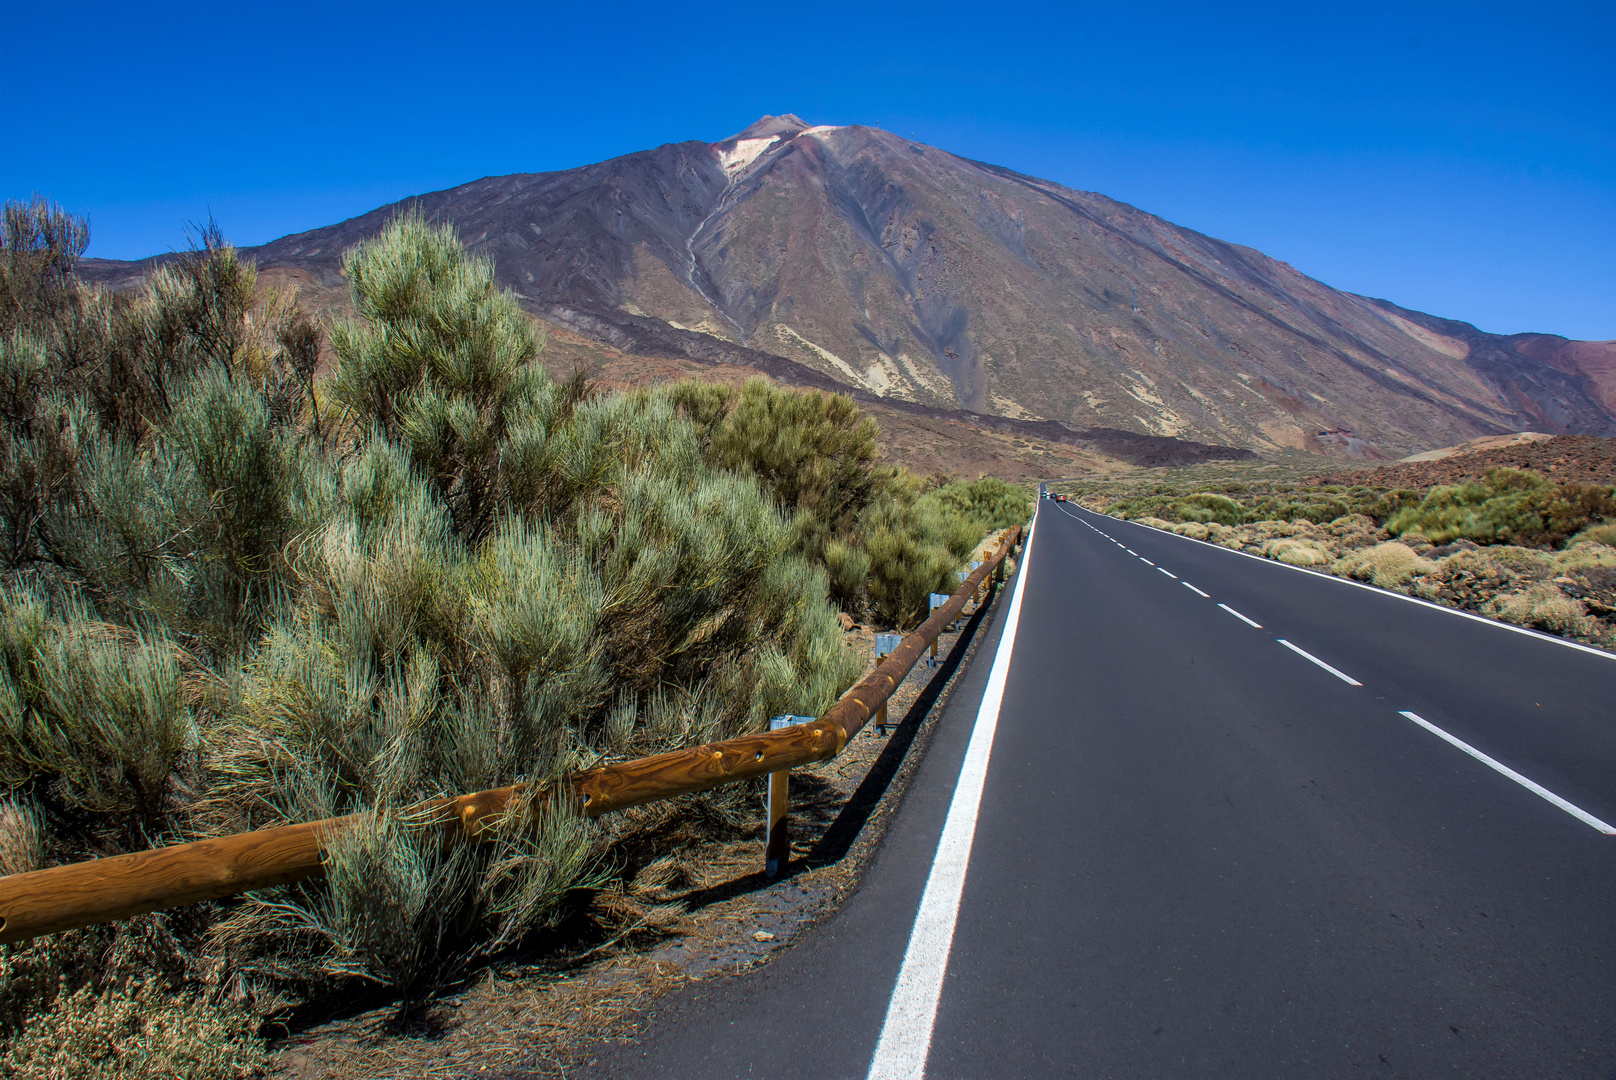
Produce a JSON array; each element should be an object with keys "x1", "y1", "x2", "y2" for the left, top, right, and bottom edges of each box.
[{"x1": 581, "y1": 502, "x2": 1616, "y2": 1079}]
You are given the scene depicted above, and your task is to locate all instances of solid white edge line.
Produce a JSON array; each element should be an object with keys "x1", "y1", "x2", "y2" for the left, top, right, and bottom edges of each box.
[
  {"x1": 1398, "y1": 712, "x2": 1616, "y2": 834},
  {"x1": 1277, "y1": 638, "x2": 1363, "y2": 686},
  {"x1": 1218, "y1": 602, "x2": 1263, "y2": 629},
  {"x1": 1183, "y1": 582, "x2": 1210, "y2": 598},
  {"x1": 866, "y1": 503, "x2": 1040, "y2": 1079},
  {"x1": 1156, "y1": 567, "x2": 1178, "y2": 579},
  {"x1": 1054, "y1": 503, "x2": 1616, "y2": 663}
]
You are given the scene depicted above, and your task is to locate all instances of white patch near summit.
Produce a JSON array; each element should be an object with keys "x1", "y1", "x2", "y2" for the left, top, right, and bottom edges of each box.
[{"x1": 719, "y1": 137, "x2": 780, "y2": 177}]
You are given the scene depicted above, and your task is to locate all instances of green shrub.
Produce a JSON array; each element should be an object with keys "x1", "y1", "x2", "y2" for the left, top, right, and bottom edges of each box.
[
  {"x1": 920, "y1": 476, "x2": 1030, "y2": 533},
  {"x1": 0, "y1": 206, "x2": 871, "y2": 1042},
  {"x1": 857, "y1": 487, "x2": 970, "y2": 628},
  {"x1": 670, "y1": 379, "x2": 1022, "y2": 625},
  {"x1": 1107, "y1": 490, "x2": 1246, "y2": 526},
  {"x1": 1387, "y1": 468, "x2": 1615, "y2": 547},
  {"x1": 681, "y1": 377, "x2": 886, "y2": 531}
]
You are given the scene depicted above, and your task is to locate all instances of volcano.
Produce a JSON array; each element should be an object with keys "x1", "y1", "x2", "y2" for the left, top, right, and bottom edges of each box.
[{"x1": 81, "y1": 114, "x2": 1616, "y2": 458}]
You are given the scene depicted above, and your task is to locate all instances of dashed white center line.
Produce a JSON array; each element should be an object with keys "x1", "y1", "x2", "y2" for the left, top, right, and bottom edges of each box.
[
  {"x1": 1278, "y1": 639, "x2": 1363, "y2": 686},
  {"x1": 1395, "y1": 711, "x2": 1616, "y2": 834},
  {"x1": 1218, "y1": 603, "x2": 1263, "y2": 628},
  {"x1": 1072, "y1": 505, "x2": 1615, "y2": 838}
]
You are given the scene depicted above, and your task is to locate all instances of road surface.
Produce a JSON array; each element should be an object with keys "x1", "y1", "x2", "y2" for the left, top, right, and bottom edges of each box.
[{"x1": 581, "y1": 502, "x2": 1616, "y2": 1078}]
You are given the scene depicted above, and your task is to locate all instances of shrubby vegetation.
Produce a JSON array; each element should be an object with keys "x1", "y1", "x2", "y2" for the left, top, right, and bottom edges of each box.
[
  {"x1": 671, "y1": 378, "x2": 1028, "y2": 626},
  {"x1": 1103, "y1": 468, "x2": 1614, "y2": 549},
  {"x1": 0, "y1": 202, "x2": 1023, "y2": 1075},
  {"x1": 1086, "y1": 466, "x2": 1616, "y2": 648},
  {"x1": 1103, "y1": 483, "x2": 1420, "y2": 529},
  {"x1": 1384, "y1": 468, "x2": 1616, "y2": 548}
]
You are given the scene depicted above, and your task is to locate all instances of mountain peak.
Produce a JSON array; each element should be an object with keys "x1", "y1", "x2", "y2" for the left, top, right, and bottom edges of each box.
[
  {"x1": 726, "y1": 114, "x2": 809, "y2": 142},
  {"x1": 87, "y1": 119, "x2": 1615, "y2": 455}
]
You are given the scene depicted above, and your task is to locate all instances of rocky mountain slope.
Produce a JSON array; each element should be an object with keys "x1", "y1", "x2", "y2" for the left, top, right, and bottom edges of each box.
[{"x1": 81, "y1": 115, "x2": 1616, "y2": 458}]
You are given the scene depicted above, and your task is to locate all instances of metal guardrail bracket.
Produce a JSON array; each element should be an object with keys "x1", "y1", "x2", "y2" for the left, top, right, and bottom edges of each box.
[
  {"x1": 929, "y1": 592, "x2": 954, "y2": 662},
  {"x1": 871, "y1": 634, "x2": 903, "y2": 734},
  {"x1": 764, "y1": 715, "x2": 815, "y2": 877}
]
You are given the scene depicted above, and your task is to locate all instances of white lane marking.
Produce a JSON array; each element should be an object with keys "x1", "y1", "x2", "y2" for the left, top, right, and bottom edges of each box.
[
  {"x1": 1218, "y1": 603, "x2": 1263, "y2": 628},
  {"x1": 1278, "y1": 639, "x2": 1363, "y2": 686},
  {"x1": 866, "y1": 501, "x2": 1041, "y2": 1079},
  {"x1": 1157, "y1": 567, "x2": 1178, "y2": 579},
  {"x1": 1126, "y1": 549, "x2": 1138, "y2": 555},
  {"x1": 1056, "y1": 504, "x2": 1616, "y2": 664},
  {"x1": 1398, "y1": 711, "x2": 1616, "y2": 835},
  {"x1": 1140, "y1": 558, "x2": 1156, "y2": 566},
  {"x1": 1062, "y1": 504, "x2": 1616, "y2": 835}
]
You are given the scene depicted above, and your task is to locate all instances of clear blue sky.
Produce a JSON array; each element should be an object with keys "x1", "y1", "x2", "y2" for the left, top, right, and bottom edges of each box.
[{"x1": 2, "y1": 1, "x2": 1611, "y2": 339}]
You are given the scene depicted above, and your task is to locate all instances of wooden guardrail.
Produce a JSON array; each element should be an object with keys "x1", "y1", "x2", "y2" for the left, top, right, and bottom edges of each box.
[{"x1": 0, "y1": 526, "x2": 1022, "y2": 945}]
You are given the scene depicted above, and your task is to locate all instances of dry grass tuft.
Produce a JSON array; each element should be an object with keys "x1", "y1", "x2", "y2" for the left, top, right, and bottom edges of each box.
[
  {"x1": 1571, "y1": 523, "x2": 1616, "y2": 548},
  {"x1": 1262, "y1": 537, "x2": 1331, "y2": 566},
  {"x1": 0, "y1": 797, "x2": 42, "y2": 876},
  {"x1": 1331, "y1": 542, "x2": 1436, "y2": 589},
  {"x1": 0, "y1": 977, "x2": 267, "y2": 1080},
  {"x1": 1484, "y1": 585, "x2": 1596, "y2": 635}
]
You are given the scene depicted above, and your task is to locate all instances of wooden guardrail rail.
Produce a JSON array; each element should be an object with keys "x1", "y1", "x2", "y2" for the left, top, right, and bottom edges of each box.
[{"x1": 0, "y1": 526, "x2": 1022, "y2": 945}]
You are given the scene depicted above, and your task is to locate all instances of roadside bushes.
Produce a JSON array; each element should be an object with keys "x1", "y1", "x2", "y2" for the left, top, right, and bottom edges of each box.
[
  {"x1": 0, "y1": 205, "x2": 873, "y2": 1068},
  {"x1": 197, "y1": 218, "x2": 864, "y2": 1004},
  {"x1": 671, "y1": 379, "x2": 1030, "y2": 627},
  {"x1": 1125, "y1": 498, "x2": 1616, "y2": 648},
  {"x1": 1385, "y1": 467, "x2": 1616, "y2": 548},
  {"x1": 921, "y1": 476, "x2": 1029, "y2": 534},
  {"x1": 1106, "y1": 484, "x2": 1421, "y2": 530}
]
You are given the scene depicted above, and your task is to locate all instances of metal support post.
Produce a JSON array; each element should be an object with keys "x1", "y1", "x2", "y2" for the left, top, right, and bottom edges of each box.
[
  {"x1": 928, "y1": 592, "x2": 951, "y2": 665},
  {"x1": 765, "y1": 715, "x2": 813, "y2": 877},
  {"x1": 873, "y1": 633, "x2": 901, "y2": 734}
]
